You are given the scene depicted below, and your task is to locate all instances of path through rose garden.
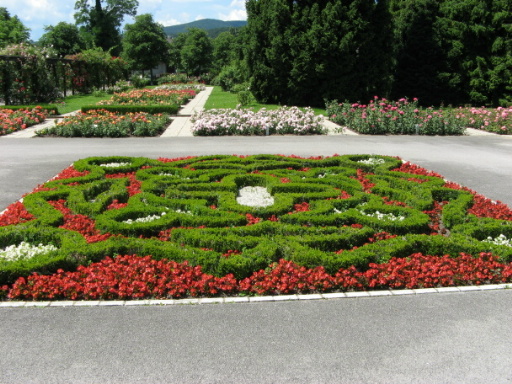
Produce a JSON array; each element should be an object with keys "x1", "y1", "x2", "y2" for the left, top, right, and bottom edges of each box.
[{"x1": 1, "y1": 126, "x2": 512, "y2": 381}]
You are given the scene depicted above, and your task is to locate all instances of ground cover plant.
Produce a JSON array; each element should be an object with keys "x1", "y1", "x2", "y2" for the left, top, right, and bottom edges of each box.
[
  {"x1": 35, "y1": 109, "x2": 170, "y2": 138},
  {"x1": 191, "y1": 107, "x2": 326, "y2": 135},
  {"x1": 0, "y1": 107, "x2": 48, "y2": 136},
  {"x1": 326, "y1": 97, "x2": 467, "y2": 135},
  {"x1": 1, "y1": 154, "x2": 511, "y2": 300}
]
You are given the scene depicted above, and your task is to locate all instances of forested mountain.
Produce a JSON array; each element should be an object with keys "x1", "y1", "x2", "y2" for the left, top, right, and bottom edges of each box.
[{"x1": 163, "y1": 19, "x2": 247, "y2": 37}]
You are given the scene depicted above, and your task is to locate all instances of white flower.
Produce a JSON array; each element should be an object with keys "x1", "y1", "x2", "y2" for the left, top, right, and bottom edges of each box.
[
  {"x1": 237, "y1": 186, "x2": 274, "y2": 207},
  {"x1": 482, "y1": 234, "x2": 512, "y2": 247},
  {"x1": 360, "y1": 210, "x2": 405, "y2": 221},
  {"x1": 0, "y1": 242, "x2": 58, "y2": 262},
  {"x1": 357, "y1": 158, "x2": 385, "y2": 165},
  {"x1": 100, "y1": 162, "x2": 130, "y2": 167},
  {"x1": 124, "y1": 212, "x2": 167, "y2": 224}
]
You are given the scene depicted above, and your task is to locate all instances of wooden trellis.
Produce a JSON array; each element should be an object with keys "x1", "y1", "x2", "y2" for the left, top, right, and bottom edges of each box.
[{"x1": 0, "y1": 55, "x2": 86, "y2": 105}]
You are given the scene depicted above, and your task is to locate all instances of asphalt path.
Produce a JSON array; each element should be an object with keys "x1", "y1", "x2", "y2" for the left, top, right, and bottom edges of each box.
[{"x1": 1, "y1": 135, "x2": 512, "y2": 383}]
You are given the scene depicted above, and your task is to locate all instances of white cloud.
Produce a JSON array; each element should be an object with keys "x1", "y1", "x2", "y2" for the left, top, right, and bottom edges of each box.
[
  {"x1": 219, "y1": 9, "x2": 246, "y2": 21},
  {"x1": 230, "y1": 0, "x2": 245, "y2": 8},
  {"x1": 156, "y1": 17, "x2": 180, "y2": 26},
  {"x1": 218, "y1": 0, "x2": 247, "y2": 20}
]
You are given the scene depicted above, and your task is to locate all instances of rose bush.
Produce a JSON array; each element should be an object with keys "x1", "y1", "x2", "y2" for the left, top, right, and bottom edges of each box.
[
  {"x1": 326, "y1": 97, "x2": 465, "y2": 135},
  {"x1": 0, "y1": 107, "x2": 48, "y2": 136},
  {"x1": 97, "y1": 89, "x2": 196, "y2": 106},
  {"x1": 35, "y1": 109, "x2": 170, "y2": 137},
  {"x1": 191, "y1": 107, "x2": 325, "y2": 136}
]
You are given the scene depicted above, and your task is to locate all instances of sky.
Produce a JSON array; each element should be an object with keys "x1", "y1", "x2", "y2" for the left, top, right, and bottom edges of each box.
[{"x1": 0, "y1": 0, "x2": 247, "y2": 41}]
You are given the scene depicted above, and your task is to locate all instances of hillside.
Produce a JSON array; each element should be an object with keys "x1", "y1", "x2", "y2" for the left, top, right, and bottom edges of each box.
[{"x1": 163, "y1": 19, "x2": 247, "y2": 37}]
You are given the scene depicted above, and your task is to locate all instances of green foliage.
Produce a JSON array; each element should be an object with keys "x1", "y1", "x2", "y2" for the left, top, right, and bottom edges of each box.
[
  {"x1": 2, "y1": 154, "x2": 512, "y2": 285},
  {"x1": 245, "y1": 0, "x2": 394, "y2": 107},
  {"x1": 180, "y1": 28, "x2": 213, "y2": 76},
  {"x1": 212, "y1": 31, "x2": 237, "y2": 74},
  {"x1": 122, "y1": 14, "x2": 170, "y2": 77},
  {"x1": 36, "y1": 110, "x2": 170, "y2": 137},
  {"x1": 326, "y1": 97, "x2": 466, "y2": 135},
  {"x1": 434, "y1": 0, "x2": 512, "y2": 106},
  {"x1": 167, "y1": 33, "x2": 187, "y2": 73},
  {"x1": 38, "y1": 22, "x2": 85, "y2": 57},
  {"x1": 0, "y1": 8, "x2": 30, "y2": 48},
  {"x1": 390, "y1": 0, "x2": 445, "y2": 106},
  {"x1": 0, "y1": 44, "x2": 60, "y2": 104},
  {"x1": 162, "y1": 19, "x2": 247, "y2": 37},
  {"x1": 156, "y1": 73, "x2": 189, "y2": 85},
  {"x1": 74, "y1": 0, "x2": 139, "y2": 55},
  {"x1": 241, "y1": 0, "x2": 510, "y2": 107},
  {"x1": 0, "y1": 227, "x2": 85, "y2": 285},
  {"x1": 81, "y1": 104, "x2": 178, "y2": 114},
  {"x1": 67, "y1": 48, "x2": 129, "y2": 93}
]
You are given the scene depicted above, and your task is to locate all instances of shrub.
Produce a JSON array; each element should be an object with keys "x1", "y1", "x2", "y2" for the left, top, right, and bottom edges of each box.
[
  {"x1": 326, "y1": 97, "x2": 466, "y2": 135},
  {"x1": 191, "y1": 107, "x2": 325, "y2": 136},
  {"x1": 36, "y1": 110, "x2": 170, "y2": 137}
]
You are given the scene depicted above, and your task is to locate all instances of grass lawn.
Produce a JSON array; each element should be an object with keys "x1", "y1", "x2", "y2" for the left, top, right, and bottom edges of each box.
[
  {"x1": 204, "y1": 86, "x2": 327, "y2": 116},
  {"x1": 57, "y1": 94, "x2": 113, "y2": 114}
]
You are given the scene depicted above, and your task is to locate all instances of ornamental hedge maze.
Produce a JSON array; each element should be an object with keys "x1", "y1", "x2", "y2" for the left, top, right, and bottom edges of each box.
[{"x1": 1, "y1": 154, "x2": 512, "y2": 298}]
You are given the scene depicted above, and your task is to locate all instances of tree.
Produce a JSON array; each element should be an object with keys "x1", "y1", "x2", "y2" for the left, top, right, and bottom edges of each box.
[
  {"x1": 245, "y1": 0, "x2": 293, "y2": 104},
  {"x1": 212, "y1": 31, "x2": 237, "y2": 74},
  {"x1": 180, "y1": 28, "x2": 213, "y2": 76},
  {"x1": 0, "y1": 8, "x2": 30, "y2": 49},
  {"x1": 38, "y1": 22, "x2": 85, "y2": 57},
  {"x1": 245, "y1": 0, "x2": 394, "y2": 106},
  {"x1": 168, "y1": 33, "x2": 187, "y2": 73},
  {"x1": 436, "y1": 0, "x2": 511, "y2": 106},
  {"x1": 122, "y1": 14, "x2": 170, "y2": 80},
  {"x1": 74, "y1": 0, "x2": 138, "y2": 55},
  {"x1": 390, "y1": 0, "x2": 445, "y2": 105}
]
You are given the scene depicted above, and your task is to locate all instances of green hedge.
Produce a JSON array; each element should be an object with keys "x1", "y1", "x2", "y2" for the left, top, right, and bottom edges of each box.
[
  {"x1": 81, "y1": 104, "x2": 179, "y2": 115},
  {"x1": 2, "y1": 154, "x2": 511, "y2": 284}
]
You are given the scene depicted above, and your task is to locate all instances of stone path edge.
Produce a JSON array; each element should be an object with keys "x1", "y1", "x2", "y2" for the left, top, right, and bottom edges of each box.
[{"x1": 1, "y1": 283, "x2": 510, "y2": 307}]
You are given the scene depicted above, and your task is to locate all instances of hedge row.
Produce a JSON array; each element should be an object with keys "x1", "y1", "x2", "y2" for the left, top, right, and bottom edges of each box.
[{"x1": 80, "y1": 104, "x2": 179, "y2": 115}]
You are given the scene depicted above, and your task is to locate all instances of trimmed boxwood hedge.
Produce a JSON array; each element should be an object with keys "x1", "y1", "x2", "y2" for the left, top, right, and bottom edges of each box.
[
  {"x1": 1, "y1": 154, "x2": 511, "y2": 285},
  {"x1": 81, "y1": 104, "x2": 179, "y2": 115}
]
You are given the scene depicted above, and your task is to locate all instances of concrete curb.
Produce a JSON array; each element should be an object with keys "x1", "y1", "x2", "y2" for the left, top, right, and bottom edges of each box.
[{"x1": 1, "y1": 283, "x2": 510, "y2": 308}]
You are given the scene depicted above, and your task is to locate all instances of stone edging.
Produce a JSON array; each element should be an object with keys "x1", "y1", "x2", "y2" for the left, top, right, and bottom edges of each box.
[{"x1": 1, "y1": 283, "x2": 510, "y2": 307}]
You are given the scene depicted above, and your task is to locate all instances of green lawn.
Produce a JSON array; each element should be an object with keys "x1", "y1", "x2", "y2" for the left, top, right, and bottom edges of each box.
[
  {"x1": 57, "y1": 94, "x2": 113, "y2": 114},
  {"x1": 204, "y1": 86, "x2": 327, "y2": 116}
]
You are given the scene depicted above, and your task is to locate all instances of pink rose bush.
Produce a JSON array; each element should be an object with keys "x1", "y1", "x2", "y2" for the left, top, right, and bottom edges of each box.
[{"x1": 191, "y1": 107, "x2": 325, "y2": 135}]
